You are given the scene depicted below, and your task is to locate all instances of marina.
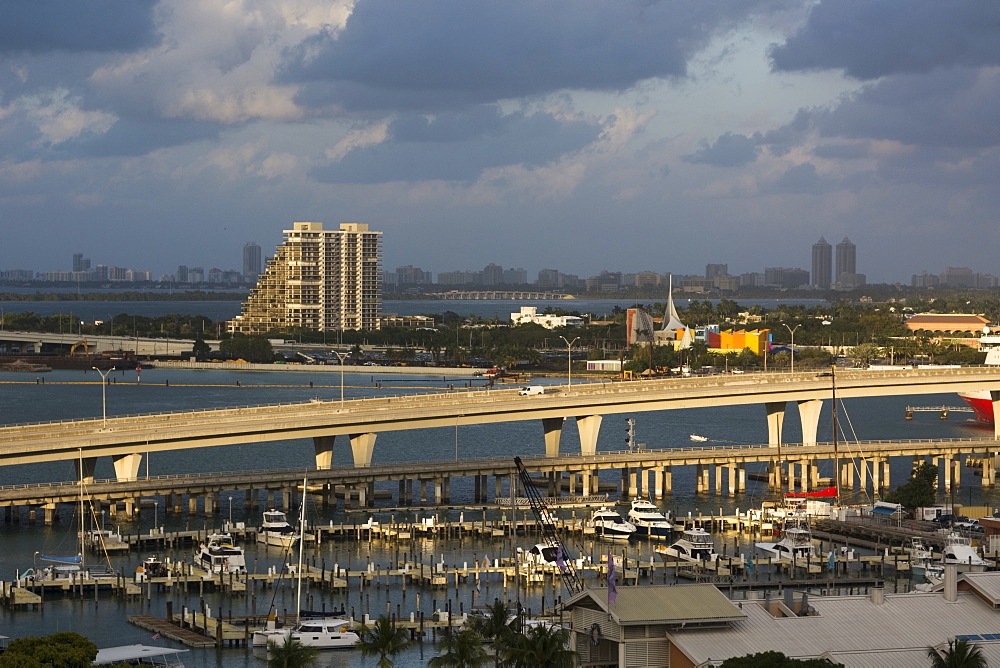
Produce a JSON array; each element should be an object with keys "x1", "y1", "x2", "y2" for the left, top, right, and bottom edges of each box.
[{"x1": 0, "y1": 365, "x2": 999, "y2": 666}]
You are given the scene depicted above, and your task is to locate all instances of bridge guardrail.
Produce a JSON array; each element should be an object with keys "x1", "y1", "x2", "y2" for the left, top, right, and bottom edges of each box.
[{"x1": 4, "y1": 435, "x2": 997, "y2": 492}]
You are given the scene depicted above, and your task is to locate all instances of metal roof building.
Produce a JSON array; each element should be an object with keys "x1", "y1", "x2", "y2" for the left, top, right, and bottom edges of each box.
[{"x1": 562, "y1": 572, "x2": 1000, "y2": 667}]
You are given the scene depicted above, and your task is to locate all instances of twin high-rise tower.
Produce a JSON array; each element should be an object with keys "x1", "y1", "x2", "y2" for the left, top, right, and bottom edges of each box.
[
  {"x1": 228, "y1": 222, "x2": 382, "y2": 335},
  {"x1": 811, "y1": 236, "x2": 857, "y2": 288}
]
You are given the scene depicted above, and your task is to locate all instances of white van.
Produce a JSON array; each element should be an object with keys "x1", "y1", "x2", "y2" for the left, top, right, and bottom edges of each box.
[{"x1": 518, "y1": 386, "x2": 545, "y2": 396}]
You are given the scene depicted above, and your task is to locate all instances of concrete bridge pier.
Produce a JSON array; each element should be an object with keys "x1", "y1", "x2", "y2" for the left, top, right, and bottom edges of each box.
[
  {"x1": 624, "y1": 469, "x2": 634, "y2": 498},
  {"x1": 205, "y1": 494, "x2": 214, "y2": 516},
  {"x1": 43, "y1": 503, "x2": 56, "y2": 525},
  {"x1": 542, "y1": 418, "x2": 563, "y2": 457},
  {"x1": 576, "y1": 415, "x2": 603, "y2": 456},
  {"x1": 982, "y1": 452, "x2": 997, "y2": 487},
  {"x1": 654, "y1": 466, "x2": 672, "y2": 498},
  {"x1": 113, "y1": 453, "x2": 142, "y2": 482},
  {"x1": 349, "y1": 433, "x2": 377, "y2": 467},
  {"x1": 314, "y1": 436, "x2": 334, "y2": 469}
]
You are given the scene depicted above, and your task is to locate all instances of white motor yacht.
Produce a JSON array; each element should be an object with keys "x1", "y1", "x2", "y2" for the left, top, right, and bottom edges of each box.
[
  {"x1": 590, "y1": 507, "x2": 637, "y2": 540},
  {"x1": 257, "y1": 509, "x2": 299, "y2": 548},
  {"x1": 941, "y1": 532, "x2": 994, "y2": 572},
  {"x1": 196, "y1": 532, "x2": 247, "y2": 574},
  {"x1": 252, "y1": 617, "x2": 359, "y2": 649},
  {"x1": 626, "y1": 498, "x2": 673, "y2": 538},
  {"x1": 756, "y1": 516, "x2": 818, "y2": 560},
  {"x1": 655, "y1": 527, "x2": 719, "y2": 562}
]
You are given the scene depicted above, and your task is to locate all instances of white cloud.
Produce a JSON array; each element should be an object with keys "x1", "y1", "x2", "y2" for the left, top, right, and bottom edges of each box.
[
  {"x1": 21, "y1": 90, "x2": 116, "y2": 145},
  {"x1": 325, "y1": 122, "x2": 390, "y2": 161}
]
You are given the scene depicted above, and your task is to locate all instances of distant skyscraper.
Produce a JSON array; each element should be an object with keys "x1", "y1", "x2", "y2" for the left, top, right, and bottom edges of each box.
[
  {"x1": 811, "y1": 237, "x2": 832, "y2": 289},
  {"x1": 483, "y1": 263, "x2": 503, "y2": 286},
  {"x1": 176, "y1": 265, "x2": 189, "y2": 282},
  {"x1": 229, "y1": 222, "x2": 382, "y2": 334},
  {"x1": 243, "y1": 242, "x2": 262, "y2": 282},
  {"x1": 705, "y1": 264, "x2": 728, "y2": 280},
  {"x1": 835, "y1": 237, "x2": 856, "y2": 282}
]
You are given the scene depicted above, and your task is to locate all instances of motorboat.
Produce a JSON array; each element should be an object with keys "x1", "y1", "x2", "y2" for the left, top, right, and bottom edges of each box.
[
  {"x1": 756, "y1": 515, "x2": 818, "y2": 560},
  {"x1": 519, "y1": 543, "x2": 561, "y2": 568},
  {"x1": 258, "y1": 509, "x2": 298, "y2": 547},
  {"x1": 907, "y1": 538, "x2": 935, "y2": 576},
  {"x1": 655, "y1": 527, "x2": 719, "y2": 562},
  {"x1": 689, "y1": 434, "x2": 708, "y2": 442},
  {"x1": 941, "y1": 532, "x2": 994, "y2": 572},
  {"x1": 252, "y1": 616, "x2": 359, "y2": 649},
  {"x1": 626, "y1": 498, "x2": 674, "y2": 538},
  {"x1": 196, "y1": 532, "x2": 247, "y2": 574},
  {"x1": 589, "y1": 507, "x2": 637, "y2": 540},
  {"x1": 135, "y1": 556, "x2": 169, "y2": 583}
]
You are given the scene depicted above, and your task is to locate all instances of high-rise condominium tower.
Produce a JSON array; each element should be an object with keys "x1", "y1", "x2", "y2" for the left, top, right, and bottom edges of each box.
[
  {"x1": 243, "y1": 242, "x2": 262, "y2": 282},
  {"x1": 811, "y1": 237, "x2": 832, "y2": 289},
  {"x1": 835, "y1": 237, "x2": 856, "y2": 282},
  {"x1": 228, "y1": 222, "x2": 382, "y2": 334}
]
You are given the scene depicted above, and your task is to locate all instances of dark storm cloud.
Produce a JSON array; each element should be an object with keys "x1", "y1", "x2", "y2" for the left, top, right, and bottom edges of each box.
[
  {"x1": 682, "y1": 132, "x2": 760, "y2": 167},
  {"x1": 767, "y1": 68, "x2": 1000, "y2": 151},
  {"x1": 768, "y1": 162, "x2": 822, "y2": 194},
  {"x1": 0, "y1": 0, "x2": 159, "y2": 53},
  {"x1": 282, "y1": 0, "x2": 769, "y2": 112},
  {"x1": 311, "y1": 107, "x2": 600, "y2": 183},
  {"x1": 51, "y1": 118, "x2": 221, "y2": 158},
  {"x1": 770, "y1": 0, "x2": 1000, "y2": 80}
]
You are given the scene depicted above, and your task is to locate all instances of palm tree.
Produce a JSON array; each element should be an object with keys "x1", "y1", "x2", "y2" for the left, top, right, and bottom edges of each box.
[
  {"x1": 266, "y1": 635, "x2": 319, "y2": 668},
  {"x1": 498, "y1": 623, "x2": 576, "y2": 668},
  {"x1": 428, "y1": 628, "x2": 489, "y2": 667},
  {"x1": 465, "y1": 599, "x2": 516, "y2": 666},
  {"x1": 928, "y1": 638, "x2": 988, "y2": 667},
  {"x1": 355, "y1": 615, "x2": 414, "y2": 667}
]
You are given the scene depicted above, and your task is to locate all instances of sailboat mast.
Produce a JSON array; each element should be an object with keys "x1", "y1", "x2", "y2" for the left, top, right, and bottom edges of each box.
[
  {"x1": 831, "y1": 365, "x2": 839, "y2": 505},
  {"x1": 295, "y1": 475, "x2": 306, "y2": 624},
  {"x1": 78, "y1": 449, "x2": 85, "y2": 569}
]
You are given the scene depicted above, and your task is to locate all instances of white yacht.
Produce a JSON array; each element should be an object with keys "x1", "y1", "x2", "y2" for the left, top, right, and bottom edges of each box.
[
  {"x1": 941, "y1": 532, "x2": 995, "y2": 572},
  {"x1": 196, "y1": 532, "x2": 247, "y2": 574},
  {"x1": 756, "y1": 516, "x2": 818, "y2": 560},
  {"x1": 257, "y1": 509, "x2": 298, "y2": 548},
  {"x1": 590, "y1": 507, "x2": 637, "y2": 540},
  {"x1": 655, "y1": 527, "x2": 719, "y2": 562},
  {"x1": 252, "y1": 616, "x2": 359, "y2": 649},
  {"x1": 626, "y1": 498, "x2": 673, "y2": 538}
]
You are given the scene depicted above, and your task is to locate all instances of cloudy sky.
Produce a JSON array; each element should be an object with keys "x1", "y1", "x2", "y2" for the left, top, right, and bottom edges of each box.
[{"x1": 2, "y1": 0, "x2": 998, "y2": 284}]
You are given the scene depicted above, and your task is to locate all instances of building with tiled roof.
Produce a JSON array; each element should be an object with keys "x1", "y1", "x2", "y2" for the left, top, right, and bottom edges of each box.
[{"x1": 904, "y1": 313, "x2": 990, "y2": 334}]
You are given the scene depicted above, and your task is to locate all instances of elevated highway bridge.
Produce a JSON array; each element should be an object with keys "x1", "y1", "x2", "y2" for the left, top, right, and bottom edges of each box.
[{"x1": 1, "y1": 367, "x2": 999, "y2": 486}]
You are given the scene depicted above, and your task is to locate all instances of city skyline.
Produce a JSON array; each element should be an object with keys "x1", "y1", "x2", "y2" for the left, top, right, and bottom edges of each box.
[{"x1": 0, "y1": 2, "x2": 998, "y2": 284}]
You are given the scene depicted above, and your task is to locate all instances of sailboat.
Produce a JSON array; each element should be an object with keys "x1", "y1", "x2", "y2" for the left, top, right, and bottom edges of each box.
[
  {"x1": 30, "y1": 467, "x2": 116, "y2": 582},
  {"x1": 252, "y1": 476, "x2": 358, "y2": 650}
]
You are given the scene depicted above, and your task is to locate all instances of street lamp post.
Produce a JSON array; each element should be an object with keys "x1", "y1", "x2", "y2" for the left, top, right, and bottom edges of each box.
[
  {"x1": 559, "y1": 336, "x2": 580, "y2": 387},
  {"x1": 783, "y1": 324, "x2": 801, "y2": 374},
  {"x1": 153, "y1": 500, "x2": 158, "y2": 534},
  {"x1": 228, "y1": 496, "x2": 233, "y2": 526},
  {"x1": 335, "y1": 352, "x2": 350, "y2": 405},
  {"x1": 92, "y1": 366, "x2": 115, "y2": 428}
]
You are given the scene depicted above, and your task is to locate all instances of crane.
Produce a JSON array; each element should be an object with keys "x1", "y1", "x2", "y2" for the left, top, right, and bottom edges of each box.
[{"x1": 513, "y1": 456, "x2": 584, "y2": 596}]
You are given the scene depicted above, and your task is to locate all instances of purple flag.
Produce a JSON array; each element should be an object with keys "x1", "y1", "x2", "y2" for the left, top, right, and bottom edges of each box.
[
  {"x1": 556, "y1": 545, "x2": 566, "y2": 572},
  {"x1": 607, "y1": 551, "x2": 617, "y2": 605}
]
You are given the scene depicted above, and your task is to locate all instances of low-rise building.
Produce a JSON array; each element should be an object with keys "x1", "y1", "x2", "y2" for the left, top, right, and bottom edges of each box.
[
  {"x1": 563, "y1": 571, "x2": 1000, "y2": 667},
  {"x1": 510, "y1": 306, "x2": 583, "y2": 329}
]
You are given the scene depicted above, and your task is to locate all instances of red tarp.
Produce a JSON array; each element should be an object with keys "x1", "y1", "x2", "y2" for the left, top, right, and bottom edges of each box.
[{"x1": 784, "y1": 486, "x2": 838, "y2": 498}]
